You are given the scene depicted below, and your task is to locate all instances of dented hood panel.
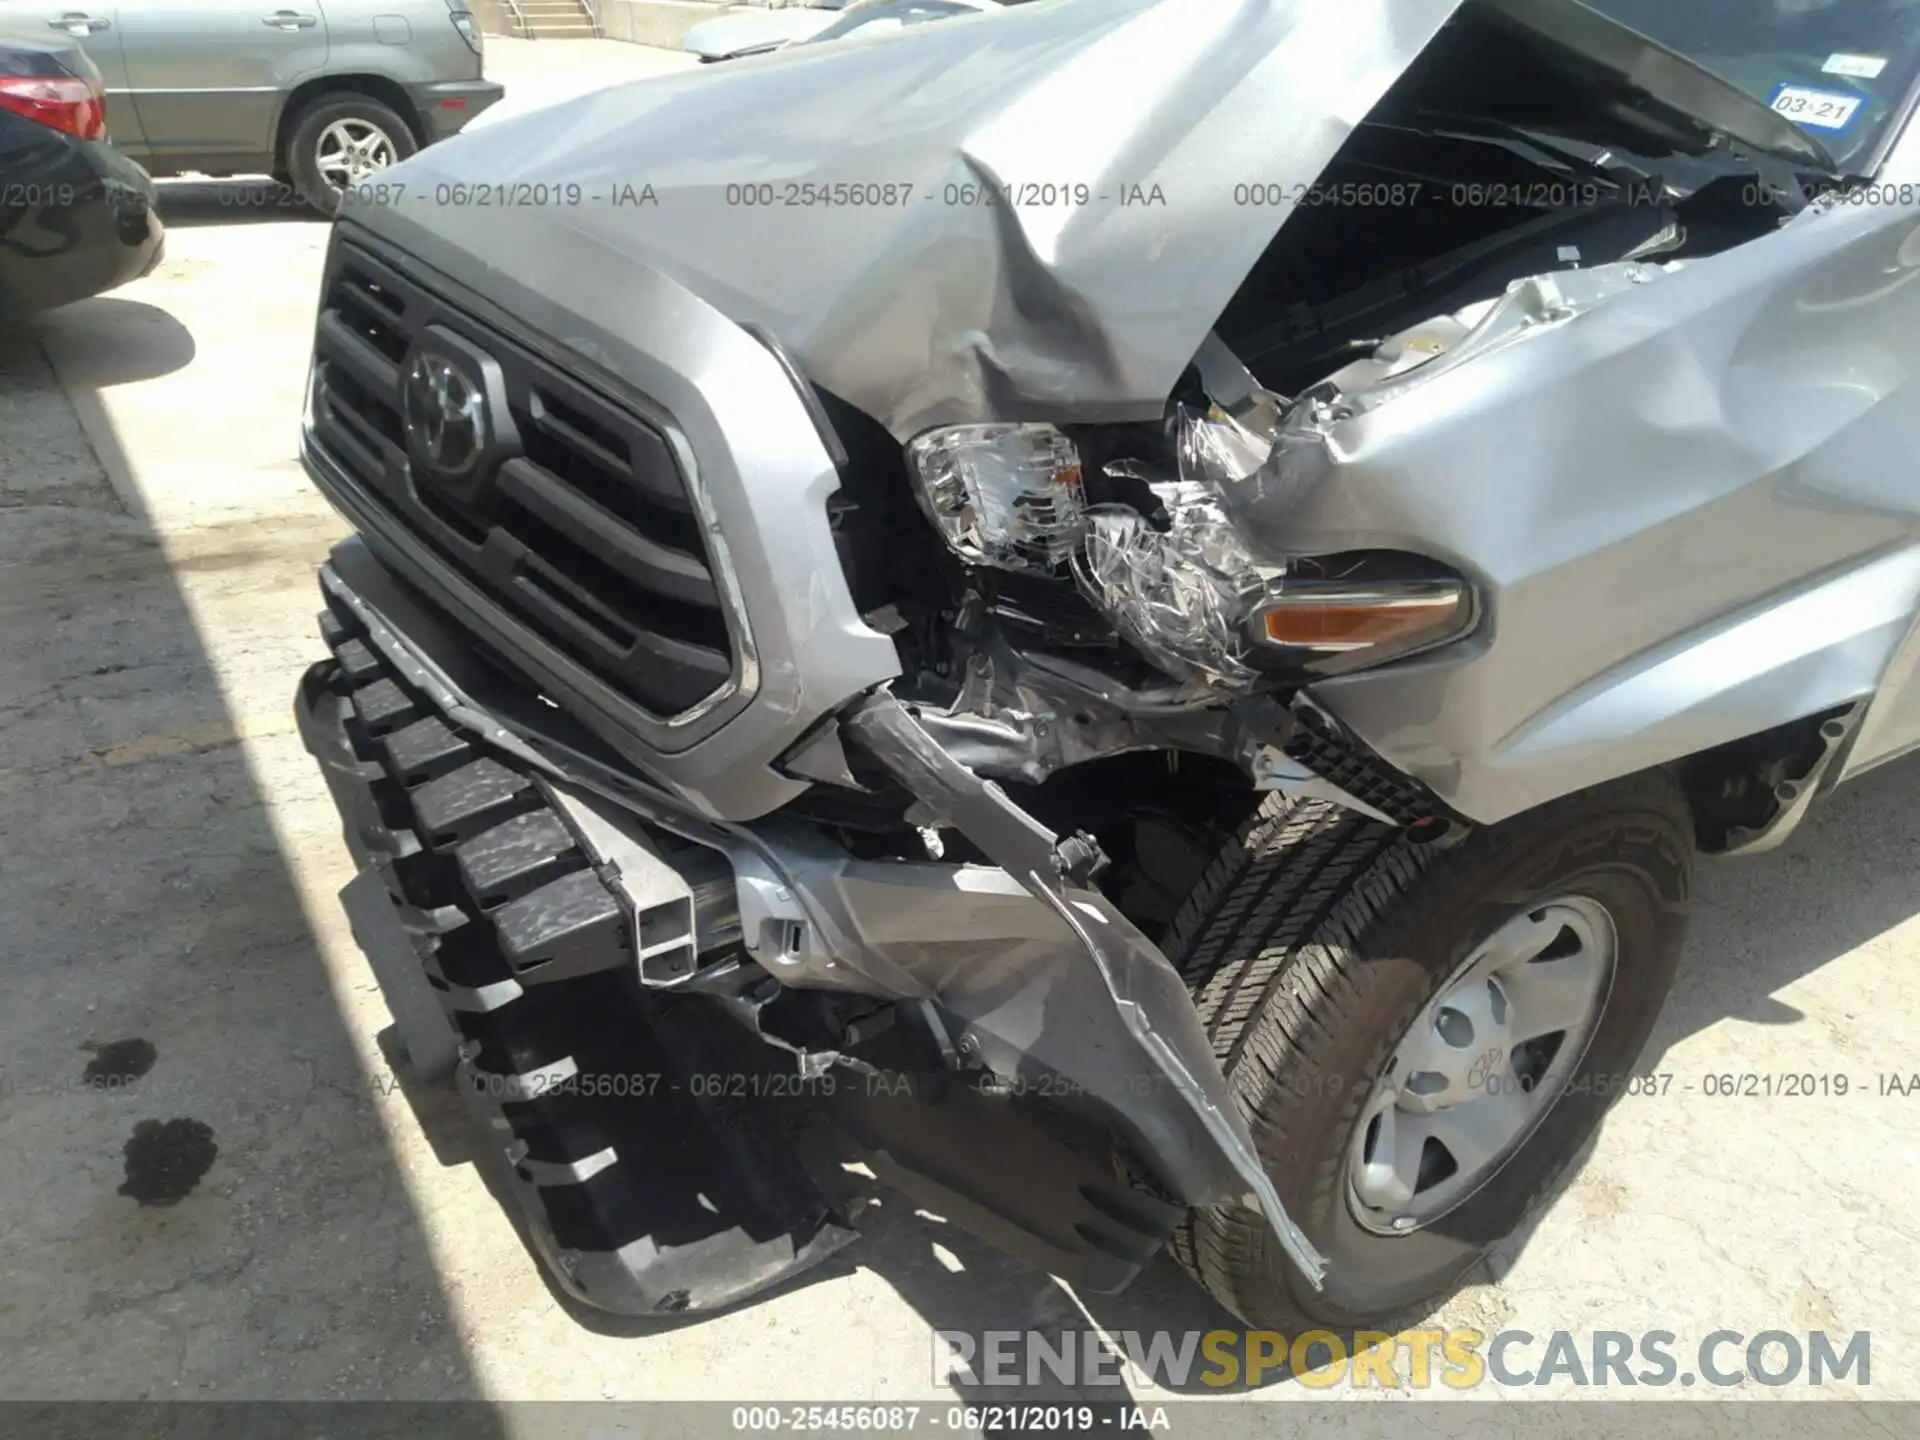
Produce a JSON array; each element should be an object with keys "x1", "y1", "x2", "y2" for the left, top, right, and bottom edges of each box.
[{"x1": 347, "y1": 0, "x2": 1467, "y2": 440}]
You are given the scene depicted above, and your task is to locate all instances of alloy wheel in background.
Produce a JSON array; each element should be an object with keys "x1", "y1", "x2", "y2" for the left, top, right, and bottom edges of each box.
[{"x1": 312, "y1": 117, "x2": 399, "y2": 190}]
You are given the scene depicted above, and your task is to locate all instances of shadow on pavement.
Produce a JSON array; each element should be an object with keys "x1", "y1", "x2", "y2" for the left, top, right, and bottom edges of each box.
[
  {"x1": 1656, "y1": 751, "x2": 1920, "y2": 1037},
  {"x1": 0, "y1": 325, "x2": 497, "y2": 1411},
  {"x1": 12, "y1": 298, "x2": 196, "y2": 396}
]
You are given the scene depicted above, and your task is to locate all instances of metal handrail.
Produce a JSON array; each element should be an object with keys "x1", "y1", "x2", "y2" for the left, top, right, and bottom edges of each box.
[
  {"x1": 579, "y1": 0, "x2": 600, "y2": 37},
  {"x1": 501, "y1": 0, "x2": 529, "y2": 37}
]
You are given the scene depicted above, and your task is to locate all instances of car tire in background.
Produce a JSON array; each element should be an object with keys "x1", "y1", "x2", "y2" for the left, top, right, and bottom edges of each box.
[
  {"x1": 1164, "y1": 776, "x2": 1693, "y2": 1331},
  {"x1": 284, "y1": 93, "x2": 418, "y2": 218}
]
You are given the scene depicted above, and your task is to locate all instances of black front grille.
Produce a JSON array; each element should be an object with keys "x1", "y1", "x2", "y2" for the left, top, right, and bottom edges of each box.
[{"x1": 309, "y1": 242, "x2": 736, "y2": 720}]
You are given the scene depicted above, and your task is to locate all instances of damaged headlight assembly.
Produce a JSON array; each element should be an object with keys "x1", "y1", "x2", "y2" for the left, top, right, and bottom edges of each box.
[
  {"x1": 905, "y1": 423, "x2": 1090, "y2": 572},
  {"x1": 904, "y1": 403, "x2": 1476, "y2": 687}
]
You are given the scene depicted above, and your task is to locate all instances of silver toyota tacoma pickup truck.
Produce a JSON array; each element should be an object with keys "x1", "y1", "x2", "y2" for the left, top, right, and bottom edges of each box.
[{"x1": 297, "y1": 0, "x2": 1920, "y2": 1327}]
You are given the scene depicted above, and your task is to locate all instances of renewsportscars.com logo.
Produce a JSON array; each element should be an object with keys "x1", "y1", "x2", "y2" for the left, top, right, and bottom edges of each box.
[{"x1": 934, "y1": 1328, "x2": 1872, "y2": 1391}]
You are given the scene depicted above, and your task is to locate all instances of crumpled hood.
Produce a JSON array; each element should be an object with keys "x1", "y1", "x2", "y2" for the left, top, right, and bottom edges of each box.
[{"x1": 351, "y1": 0, "x2": 1466, "y2": 440}]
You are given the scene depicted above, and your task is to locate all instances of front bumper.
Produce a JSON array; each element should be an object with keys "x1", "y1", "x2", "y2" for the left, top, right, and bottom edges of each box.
[
  {"x1": 0, "y1": 139, "x2": 164, "y2": 323},
  {"x1": 299, "y1": 538, "x2": 1324, "y2": 1309},
  {"x1": 298, "y1": 573, "x2": 867, "y2": 1314},
  {"x1": 410, "y1": 79, "x2": 506, "y2": 143}
]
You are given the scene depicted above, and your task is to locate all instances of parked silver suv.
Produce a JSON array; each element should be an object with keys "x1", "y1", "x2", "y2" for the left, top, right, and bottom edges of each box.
[{"x1": 13, "y1": 0, "x2": 501, "y2": 213}]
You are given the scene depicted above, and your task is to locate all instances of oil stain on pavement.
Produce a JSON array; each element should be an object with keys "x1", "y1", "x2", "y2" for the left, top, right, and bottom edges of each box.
[
  {"x1": 117, "y1": 1118, "x2": 218, "y2": 1206},
  {"x1": 82, "y1": 1037, "x2": 157, "y2": 1087}
]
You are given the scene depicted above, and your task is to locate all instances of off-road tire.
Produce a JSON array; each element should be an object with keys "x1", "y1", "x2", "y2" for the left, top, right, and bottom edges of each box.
[
  {"x1": 284, "y1": 94, "x2": 417, "y2": 218},
  {"x1": 1163, "y1": 776, "x2": 1693, "y2": 1329}
]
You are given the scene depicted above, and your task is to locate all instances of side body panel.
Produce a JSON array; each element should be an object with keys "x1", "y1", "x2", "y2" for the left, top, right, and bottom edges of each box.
[
  {"x1": 118, "y1": 0, "x2": 328, "y2": 167},
  {"x1": 320, "y1": 0, "x2": 476, "y2": 90},
  {"x1": 1828, "y1": 124, "x2": 1920, "y2": 784}
]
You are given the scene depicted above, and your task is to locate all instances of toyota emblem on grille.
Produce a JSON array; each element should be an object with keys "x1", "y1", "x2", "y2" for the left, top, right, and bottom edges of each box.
[{"x1": 403, "y1": 349, "x2": 487, "y2": 480}]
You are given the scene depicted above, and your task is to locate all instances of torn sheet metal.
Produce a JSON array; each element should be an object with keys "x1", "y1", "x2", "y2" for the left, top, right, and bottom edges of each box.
[
  {"x1": 1076, "y1": 403, "x2": 1289, "y2": 688},
  {"x1": 840, "y1": 692, "x2": 1328, "y2": 1288},
  {"x1": 342, "y1": 0, "x2": 1468, "y2": 440},
  {"x1": 340, "y1": 0, "x2": 1851, "y2": 446},
  {"x1": 1201, "y1": 260, "x2": 1683, "y2": 534}
]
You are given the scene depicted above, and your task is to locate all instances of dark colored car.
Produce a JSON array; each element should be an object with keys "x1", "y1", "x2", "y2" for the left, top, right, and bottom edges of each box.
[{"x1": 0, "y1": 18, "x2": 162, "y2": 324}]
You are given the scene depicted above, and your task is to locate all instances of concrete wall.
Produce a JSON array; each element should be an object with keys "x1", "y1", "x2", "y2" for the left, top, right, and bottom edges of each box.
[
  {"x1": 475, "y1": 0, "x2": 777, "y2": 48},
  {"x1": 472, "y1": 0, "x2": 519, "y2": 37},
  {"x1": 596, "y1": 0, "x2": 731, "y2": 48}
]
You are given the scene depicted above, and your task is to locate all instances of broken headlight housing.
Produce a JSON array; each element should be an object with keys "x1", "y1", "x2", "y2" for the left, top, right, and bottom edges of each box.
[
  {"x1": 905, "y1": 423, "x2": 1088, "y2": 573},
  {"x1": 1074, "y1": 485, "x2": 1280, "y2": 688},
  {"x1": 905, "y1": 412, "x2": 1474, "y2": 688}
]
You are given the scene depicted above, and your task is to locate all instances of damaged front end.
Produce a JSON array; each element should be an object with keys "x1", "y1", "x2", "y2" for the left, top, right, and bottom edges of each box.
[
  {"x1": 301, "y1": 547, "x2": 1395, "y2": 1308},
  {"x1": 298, "y1": 371, "x2": 1471, "y2": 1312},
  {"x1": 297, "y1": 0, "x2": 1891, "y2": 1316}
]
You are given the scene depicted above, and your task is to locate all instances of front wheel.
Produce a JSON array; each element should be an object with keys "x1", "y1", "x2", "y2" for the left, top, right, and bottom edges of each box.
[
  {"x1": 1165, "y1": 775, "x2": 1693, "y2": 1329},
  {"x1": 285, "y1": 94, "x2": 417, "y2": 217}
]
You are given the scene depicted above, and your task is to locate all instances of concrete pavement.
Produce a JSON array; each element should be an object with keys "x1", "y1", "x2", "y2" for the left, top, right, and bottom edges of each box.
[
  {"x1": 2, "y1": 37, "x2": 1918, "y2": 1418},
  {"x1": 467, "y1": 35, "x2": 701, "y2": 131}
]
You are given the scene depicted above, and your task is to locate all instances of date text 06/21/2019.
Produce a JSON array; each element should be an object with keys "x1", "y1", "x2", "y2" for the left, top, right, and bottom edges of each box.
[{"x1": 728, "y1": 1405, "x2": 1167, "y2": 1434}]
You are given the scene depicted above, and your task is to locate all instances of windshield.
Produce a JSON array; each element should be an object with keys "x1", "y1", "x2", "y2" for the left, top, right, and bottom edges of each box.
[{"x1": 1585, "y1": 0, "x2": 1920, "y2": 167}]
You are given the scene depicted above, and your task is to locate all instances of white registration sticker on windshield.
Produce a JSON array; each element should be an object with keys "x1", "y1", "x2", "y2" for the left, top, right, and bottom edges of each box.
[
  {"x1": 1823, "y1": 53, "x2": 1888, "y2": 79},
  {"x1": 1769, "y1": 84, "x2": 1864, "y2": 131}
]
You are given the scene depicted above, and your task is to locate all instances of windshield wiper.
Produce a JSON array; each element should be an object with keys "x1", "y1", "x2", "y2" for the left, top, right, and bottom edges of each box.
[
  {"x1": 1421, "y1": 114, "x2": 1669, "y2": 200},
  {"x1": 1426, "y1": 112, "x2": 1866, "y2": 216},
  {"x1": 1479, "y1": 0, "x2": 1841, "y2": 177}
]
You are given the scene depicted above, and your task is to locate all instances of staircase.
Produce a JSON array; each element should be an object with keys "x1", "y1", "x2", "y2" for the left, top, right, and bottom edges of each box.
[{"x1": 503, "y1": 0, "x2": 601, "y2": 38}]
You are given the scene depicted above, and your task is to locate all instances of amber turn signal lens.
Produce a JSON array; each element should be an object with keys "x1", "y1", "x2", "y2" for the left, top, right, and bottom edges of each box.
[{"x1": 1255, "y1": 584, "x2": 1466, "y2": 653}]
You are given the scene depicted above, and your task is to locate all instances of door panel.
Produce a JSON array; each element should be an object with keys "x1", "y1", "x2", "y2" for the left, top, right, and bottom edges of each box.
[
  {"x1": 5, "y1": 5, "x2": 145, "y2": 147},
  {"x1": 115, "y1": 0, "x2": 327, "y2": 166},
  {"x1": 323, "y1": 0, "x2": 452, "y2": 88}
]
